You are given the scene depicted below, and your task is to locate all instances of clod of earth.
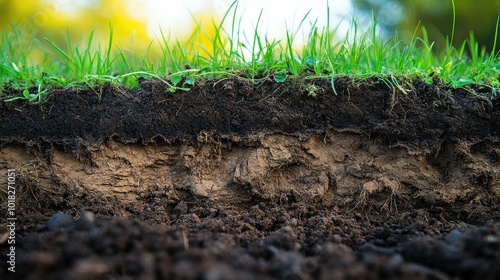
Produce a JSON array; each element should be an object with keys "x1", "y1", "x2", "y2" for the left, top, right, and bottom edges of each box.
[{"x1": 0, "y1": 77, "x2": 499, "y2": 279}]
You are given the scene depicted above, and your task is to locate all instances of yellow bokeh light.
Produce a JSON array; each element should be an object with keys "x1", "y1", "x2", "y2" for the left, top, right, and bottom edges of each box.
[{"x1": 0, "y1": 0, "x2": 222, "y2": 63}]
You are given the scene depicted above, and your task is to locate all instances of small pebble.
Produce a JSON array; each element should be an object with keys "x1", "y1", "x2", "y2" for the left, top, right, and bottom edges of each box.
[
  {"x1": 76, "y1": 211, "x2": 95, "y2": 230},
  {"x1": 445, "y1": 229, "x2": 464, "y2": 246},
  {"x1": 46, "y1": 212, "x2": 73, "y2": 231}
]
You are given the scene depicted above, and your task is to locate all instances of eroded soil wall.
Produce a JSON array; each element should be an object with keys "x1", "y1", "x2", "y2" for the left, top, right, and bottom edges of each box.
[{"x1": 1, "y1": 132, "x2": 499, "y2": 223}]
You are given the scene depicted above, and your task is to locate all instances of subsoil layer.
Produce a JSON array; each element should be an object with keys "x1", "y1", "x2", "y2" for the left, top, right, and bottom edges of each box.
[{"x1": 0, "y1": 77, "x2": 499, "y2": 279}]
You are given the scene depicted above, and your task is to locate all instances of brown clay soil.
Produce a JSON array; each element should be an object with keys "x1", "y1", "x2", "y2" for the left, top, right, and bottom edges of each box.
[{"x1": 0, "y1": 77, "x2": 499, "y2": 279}]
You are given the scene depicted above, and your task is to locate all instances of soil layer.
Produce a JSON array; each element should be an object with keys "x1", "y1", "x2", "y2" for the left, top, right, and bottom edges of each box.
[{"x1": 0, "y1": 77, "x2": 499, "y2": 279}]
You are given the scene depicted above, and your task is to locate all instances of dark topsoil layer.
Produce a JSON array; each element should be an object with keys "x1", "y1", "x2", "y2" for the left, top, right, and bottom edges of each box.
[
  {"x1": 1, "y1": 77, "x2": 498, "y2": 149},
  {"x1": 0, "y1": 77, "x2": 499, "y2": 279}
]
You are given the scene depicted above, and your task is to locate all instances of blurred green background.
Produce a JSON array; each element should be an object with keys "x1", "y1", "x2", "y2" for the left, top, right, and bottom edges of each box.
[{"x1": 353, "y1": 0, "x2": 500, "y2": 54}]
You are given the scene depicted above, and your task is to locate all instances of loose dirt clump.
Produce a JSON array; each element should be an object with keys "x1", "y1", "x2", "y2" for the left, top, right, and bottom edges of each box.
[{"x1": 0, "y1": 77, "x2": 499, "y2": 279}]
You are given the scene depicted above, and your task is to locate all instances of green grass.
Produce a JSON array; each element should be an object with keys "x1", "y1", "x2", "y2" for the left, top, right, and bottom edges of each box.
[{"x1": 1, "y1": 1, "x2": 499, "y2": 102}]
